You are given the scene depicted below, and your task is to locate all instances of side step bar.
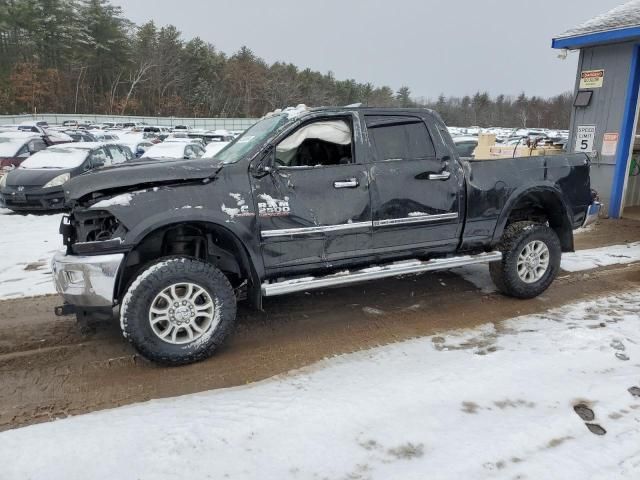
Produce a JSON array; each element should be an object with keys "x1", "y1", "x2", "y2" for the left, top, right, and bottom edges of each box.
[{"x1": 262, "y1": 251, "x2": 502, "y2": 297}]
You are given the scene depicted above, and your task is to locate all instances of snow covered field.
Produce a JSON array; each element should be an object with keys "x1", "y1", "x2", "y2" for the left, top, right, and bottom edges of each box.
[
  {"x1": 0, "y1": 209, "x2": 64, "y2": 299},
  {"x1": 0, "y1": 208, "x2": 639, "y2": 300},
  {"x1": 0, "y1": 290, "x2": 638, "y2": 479}
]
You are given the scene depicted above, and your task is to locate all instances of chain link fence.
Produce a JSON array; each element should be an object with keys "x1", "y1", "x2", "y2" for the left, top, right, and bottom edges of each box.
[{"x1": 0, "y1": 114, "x2": 259, "y2": 130}]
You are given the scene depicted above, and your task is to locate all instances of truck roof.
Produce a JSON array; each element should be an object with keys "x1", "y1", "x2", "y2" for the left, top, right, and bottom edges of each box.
[{"x1": 306, "y1": 106, "x2": 436, "y2": 115}]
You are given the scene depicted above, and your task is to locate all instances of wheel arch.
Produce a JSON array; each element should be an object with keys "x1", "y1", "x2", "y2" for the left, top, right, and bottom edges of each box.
[
  {"x1": 116, "y1": 220, "x2": 263, "y2": 308},
  {"x1": 491, "y1": 184, "x2": 574, "y2": 252}
]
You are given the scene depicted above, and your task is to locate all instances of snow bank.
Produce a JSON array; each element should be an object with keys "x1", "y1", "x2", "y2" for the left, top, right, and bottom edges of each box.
[
  {"x1": 561, "y1": 242, "x2": 640, "y2": 272},
  {"x1": 0, "y1": 291, "x2": 639, "y2": 479},
  {"x1": 0, "y1": 209, "x2": 63, "y2": 299}
]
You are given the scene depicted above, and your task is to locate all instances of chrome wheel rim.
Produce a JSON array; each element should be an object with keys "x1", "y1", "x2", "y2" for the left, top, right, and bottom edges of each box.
[
  {"x1": 148, "y1": 282, "x2": 217, "y2": 345},
  {"x1": 517, "y1": 240, "x2": 550, "y2": 284}
]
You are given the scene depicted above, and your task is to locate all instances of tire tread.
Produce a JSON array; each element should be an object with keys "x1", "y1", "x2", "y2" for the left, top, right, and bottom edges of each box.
[
  {"x1": 490, "y1": 221, "x2": 561, "y2": 299},
  {"x1": 120, "y1": 256, "x2": 236, "y2": 366}
]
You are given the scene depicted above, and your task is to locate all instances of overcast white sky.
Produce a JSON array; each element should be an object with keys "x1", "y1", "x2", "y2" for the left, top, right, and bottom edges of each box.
[{"x1": 110, "y1": 0, "x2": 624, "y2": 99}]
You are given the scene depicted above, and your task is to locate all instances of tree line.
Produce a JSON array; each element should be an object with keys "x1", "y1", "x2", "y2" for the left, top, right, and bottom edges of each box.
[{"x1": 0, "y1": 0, "x2": 572, "y2": 128}]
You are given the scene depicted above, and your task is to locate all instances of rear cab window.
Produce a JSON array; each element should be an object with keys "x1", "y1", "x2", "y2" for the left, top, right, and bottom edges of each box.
[{"x1": 365, "y1": 116, "x2": 436, "y2": 161}]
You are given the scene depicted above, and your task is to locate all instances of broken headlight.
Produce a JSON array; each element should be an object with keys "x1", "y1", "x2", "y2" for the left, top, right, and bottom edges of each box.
[{"x1": 66, "y1": 210, "x2": 128, "y2": 254}]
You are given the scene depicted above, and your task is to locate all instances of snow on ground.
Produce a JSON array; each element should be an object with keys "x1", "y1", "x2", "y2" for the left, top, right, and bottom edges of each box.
[
  {"x1": 0, "y1": 208, "x2": 64, "y2": 299},
  {"x1": 561, "y1": 242, "x2": 640, "y2": 272},
  {"x1": 0, "y1": 291, "x2": 639, "y2": 479}
]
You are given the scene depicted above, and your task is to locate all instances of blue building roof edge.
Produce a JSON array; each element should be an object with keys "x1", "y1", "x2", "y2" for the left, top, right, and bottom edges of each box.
[{"x1": 552, "y1": 26, "x2": 640, "y2": 49}]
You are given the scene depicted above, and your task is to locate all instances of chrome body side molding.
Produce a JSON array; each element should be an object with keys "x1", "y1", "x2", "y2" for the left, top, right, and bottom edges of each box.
[
  {"x1": 373, "y1": 212, "x2": 458, "y2": 227},
  {"x1": 261, "y1": 212, "x2": 459, "y2": 238}
]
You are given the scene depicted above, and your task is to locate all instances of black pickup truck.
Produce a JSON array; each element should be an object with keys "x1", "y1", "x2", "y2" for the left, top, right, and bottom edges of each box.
[{"x1": 52, "y1": 106, "x2": 601, "y2": 365}]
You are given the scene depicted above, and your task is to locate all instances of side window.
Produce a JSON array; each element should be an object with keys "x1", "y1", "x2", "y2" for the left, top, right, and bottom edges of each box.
[
  {"x1": 121, "y1": 145, "x2": 134, "y2": 160},
  {"x1": 16, "y1": 144, "x2": 30, "y2": 157},
  {"x1": 275, "y1": 118, "x2": 353, "y2": 168},
  {"x1": 366, "y1": 117, "x2": 436, "y2": 161},
  {"x1": 184, "y1": 145, "x2": 196, "y2": 159},
  {"x1": 89, "y1": 148, "x2": 108, "y2": 168},
  {"x1": 28, "y1": 139, "x2": 47, "y2": 153},
  {"x1": 405, "y1": 122, "x2": 436, "y2": 158},
  {"x1": 367, "y1": 123, "x2": 407, "y2": 161},
  {"x1": 107, "y1": 145, "x2": 127, "y2": 164}
]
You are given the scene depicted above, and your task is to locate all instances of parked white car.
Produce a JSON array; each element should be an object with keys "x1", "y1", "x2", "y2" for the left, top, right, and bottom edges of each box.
[
  {"x1": 203, "y1": 141, "x2": 230, "y2": 158},
  {"x1": 140, "y1": 141, "x2": 205, "y2": 160}
]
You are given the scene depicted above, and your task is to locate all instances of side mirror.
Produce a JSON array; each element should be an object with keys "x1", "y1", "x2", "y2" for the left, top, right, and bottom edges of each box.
[{"x1": 252, "y1": 148, "x2": 275, "y2": 178}]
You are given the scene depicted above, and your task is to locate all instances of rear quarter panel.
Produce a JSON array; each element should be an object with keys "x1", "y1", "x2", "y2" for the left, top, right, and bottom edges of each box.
[{"x1": 462, "y1": 153, "x2": 592, "y2": 249}]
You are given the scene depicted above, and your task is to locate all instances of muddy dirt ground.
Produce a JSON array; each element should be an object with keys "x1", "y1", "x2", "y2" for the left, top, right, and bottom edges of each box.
[{"x1": 0, "y1": 219, "x2": 638, "y2": 432}]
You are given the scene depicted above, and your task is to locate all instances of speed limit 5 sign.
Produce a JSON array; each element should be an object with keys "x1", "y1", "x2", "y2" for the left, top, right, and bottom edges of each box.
[{"x1": 574, "y1": 125, "x2": 596, "y2": 153}]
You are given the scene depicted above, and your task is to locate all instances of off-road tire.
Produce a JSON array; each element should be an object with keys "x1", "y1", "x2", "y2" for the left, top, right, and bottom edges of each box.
[
  {"x1": 490, "y1": 221, "x2": 561, "y2": 299},
  {"x1": 120, "y1": 257, "x2": 237, "y2": 366}
]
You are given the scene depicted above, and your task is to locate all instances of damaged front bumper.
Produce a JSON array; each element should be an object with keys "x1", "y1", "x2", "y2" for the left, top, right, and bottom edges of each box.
[
  {"x1": 51, "y1": 250, "x2": 124, "y2": 307},
  {"x1": 582, "y1": 201, "x2": 602, "y2": 228}
]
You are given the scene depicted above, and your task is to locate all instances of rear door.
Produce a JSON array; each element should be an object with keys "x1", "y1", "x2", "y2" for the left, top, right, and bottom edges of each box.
[{"x1": 365, "y1": 115, "x2": 463, "y2": 254}]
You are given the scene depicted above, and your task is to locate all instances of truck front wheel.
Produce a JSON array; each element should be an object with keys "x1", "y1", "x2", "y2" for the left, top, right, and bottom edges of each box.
[
  {"x1": 120, "y1": 257, "x2": 237, "y2": 365},
  {"x1": 490, "y1": 221, "x2": 561, "y2": 299}
]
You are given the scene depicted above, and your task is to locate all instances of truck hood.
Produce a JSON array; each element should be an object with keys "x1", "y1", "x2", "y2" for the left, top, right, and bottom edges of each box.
[{"x1": 64, "y1": 158, "x2": 222, "y2": 201}]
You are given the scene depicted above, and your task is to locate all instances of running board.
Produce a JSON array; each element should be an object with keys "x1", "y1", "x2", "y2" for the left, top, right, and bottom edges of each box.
[{"x1": 261, "y1": 251, "x2": 502, "y2": 297}]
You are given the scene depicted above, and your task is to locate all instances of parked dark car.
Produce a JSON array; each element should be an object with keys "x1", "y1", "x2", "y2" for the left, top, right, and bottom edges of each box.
[
  {"x1": 52, "y1": 107, "x2": 600, "y2": 365},
  {"x1": 0, "y1": 132, "x2": 50, "y2": 174},
  {"x1": 0, "y1": 142, "x2": 133, "y2": 212}
]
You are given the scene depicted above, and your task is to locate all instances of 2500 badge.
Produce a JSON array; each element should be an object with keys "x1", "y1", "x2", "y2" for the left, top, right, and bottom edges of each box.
[{"x1": 258, "y1": 199, "x2": 290, "y2": 217}]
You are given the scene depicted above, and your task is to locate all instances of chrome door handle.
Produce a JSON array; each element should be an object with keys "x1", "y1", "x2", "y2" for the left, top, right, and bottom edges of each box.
[
  {"x1": 334, "y1": 178, "x2": 358, "y2": 188},
  {"x1": 428, "y1": 171, "x2": 451, "y2": 180}
]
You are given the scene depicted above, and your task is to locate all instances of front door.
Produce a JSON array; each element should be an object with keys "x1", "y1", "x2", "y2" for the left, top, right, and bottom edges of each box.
[
  {"x1": 365, "y1": 115, "x2": 463, "y2": 254},
  {"x1": 252, "y1": 115, "x2": 372, "y2": 274}
]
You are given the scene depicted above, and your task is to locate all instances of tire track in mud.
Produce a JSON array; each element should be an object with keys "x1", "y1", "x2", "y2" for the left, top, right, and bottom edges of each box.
[{"x1": 0, "y1": 261, "x2": 638, "y2": 432}]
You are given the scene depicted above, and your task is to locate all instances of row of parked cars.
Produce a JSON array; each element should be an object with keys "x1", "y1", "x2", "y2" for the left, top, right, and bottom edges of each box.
[
  {"x1": 0, "y1": 121, "x2": 238, "y2": 212},
  {"x1": 447, "y1": 126, "x2": 571, "y2": 159}
]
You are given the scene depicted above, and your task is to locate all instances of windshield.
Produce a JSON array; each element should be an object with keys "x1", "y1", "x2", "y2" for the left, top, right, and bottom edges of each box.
[
  {"x1": 215, "y1": 114, "x2": 291, "y2": 164},
  {"x1": 20, "y1": 147, "x2": 88, "y2": 169},
  {"x1": 0, "y1": 138, "x2": 23, "y2": 156}
]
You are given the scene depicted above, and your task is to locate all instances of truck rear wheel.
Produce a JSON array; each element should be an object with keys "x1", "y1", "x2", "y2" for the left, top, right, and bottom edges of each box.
[
  {"x1": 120, "y1": 257, "x2": 237, "y2": 366},
  {"x1": 490, "y1": 221, "x2": 561, "y2": 299}
]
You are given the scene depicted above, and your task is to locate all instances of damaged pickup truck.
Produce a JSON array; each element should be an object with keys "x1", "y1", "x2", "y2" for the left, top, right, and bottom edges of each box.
[{"x1": 52, "y1": 106, "x2": 601, "y2": 365}]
